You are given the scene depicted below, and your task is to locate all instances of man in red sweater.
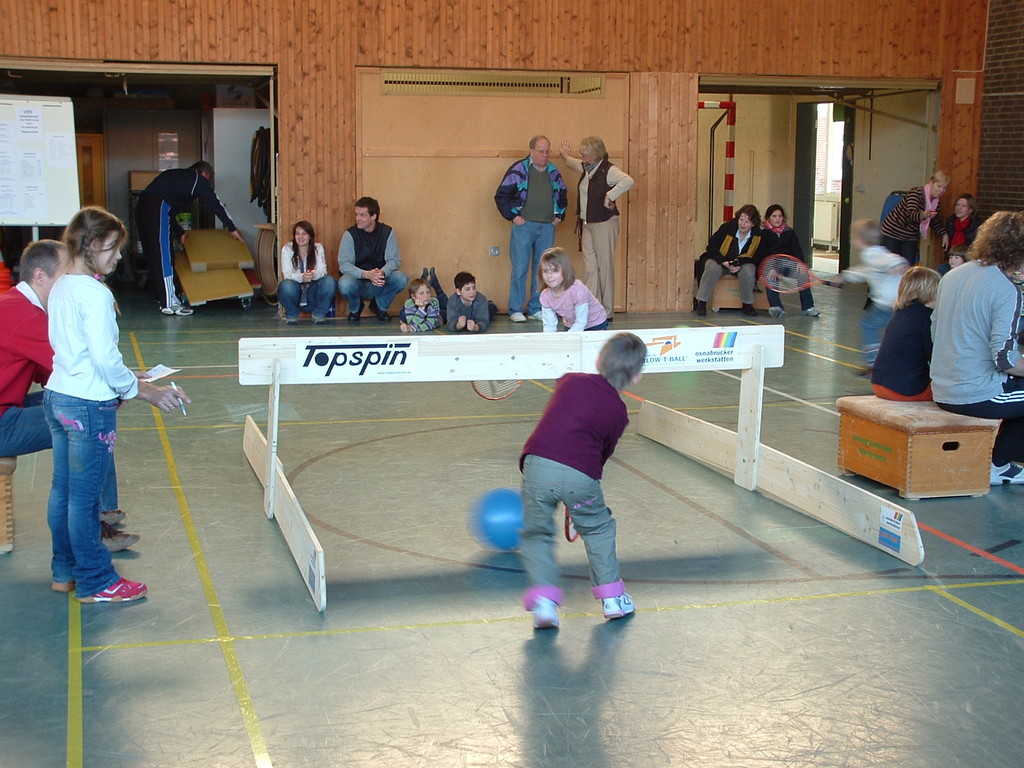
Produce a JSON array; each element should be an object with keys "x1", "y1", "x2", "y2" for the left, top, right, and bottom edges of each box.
[{"x1": 0, "y1": 240, "x2": 138, "y2": 551}]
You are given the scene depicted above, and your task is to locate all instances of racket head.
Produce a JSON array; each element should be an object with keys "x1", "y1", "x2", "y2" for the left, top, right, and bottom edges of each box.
[
  {"x1": 758, "y1": 254, "x2": 817, "y2": 294},
  {"x1": 563, "y1": 505, "x2": 579, "y2": 542},
  {"x1": 471, "y1": 379, "x2": 522, "y2": 400}
]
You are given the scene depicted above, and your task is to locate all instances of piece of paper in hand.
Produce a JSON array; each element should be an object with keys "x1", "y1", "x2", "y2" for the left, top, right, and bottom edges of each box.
[{"x1": 143, "y1": 364, "x2": 181, "y2": 382}]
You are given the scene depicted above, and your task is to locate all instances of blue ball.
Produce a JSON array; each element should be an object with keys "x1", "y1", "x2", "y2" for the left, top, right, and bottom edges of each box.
[{"x1": 470, "y1": 488, "x2": 524, "y2": 551}]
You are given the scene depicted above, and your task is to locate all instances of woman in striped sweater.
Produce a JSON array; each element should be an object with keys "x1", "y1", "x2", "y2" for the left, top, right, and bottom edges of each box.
[{"x1": 880, "y1": 171, "x2": 949, "y2": 265}]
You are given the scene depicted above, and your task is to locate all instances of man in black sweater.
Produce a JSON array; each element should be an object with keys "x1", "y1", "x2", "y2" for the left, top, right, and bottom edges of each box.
[{"x1": 137, "y1": 161, "x2": 244, "y2": 315}]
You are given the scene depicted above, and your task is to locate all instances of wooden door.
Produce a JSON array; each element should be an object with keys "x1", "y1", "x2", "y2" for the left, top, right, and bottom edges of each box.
[{"x1": 76, "y1": 133, "x2": 106, "y2": 208}]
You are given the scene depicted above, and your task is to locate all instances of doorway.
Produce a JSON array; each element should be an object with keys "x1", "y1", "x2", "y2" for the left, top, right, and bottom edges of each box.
[
  {"x1": 697, "y1": 78, "x2": 939, "y2": 274},
  {"x1": 0, "y1": 58, "x2": 277, "y2": 278}
]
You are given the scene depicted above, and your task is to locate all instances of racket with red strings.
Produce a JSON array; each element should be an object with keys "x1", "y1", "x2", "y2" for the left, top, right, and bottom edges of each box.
[
  {"x1": 758, "y1": 254, "x2": 840, "y2": 294},
  {"x1": 471, "y1": 379, "x2": 522, "y2": 400},
  {"x1": 563, "y1": 504, "x2": 579, "y2": 542}
]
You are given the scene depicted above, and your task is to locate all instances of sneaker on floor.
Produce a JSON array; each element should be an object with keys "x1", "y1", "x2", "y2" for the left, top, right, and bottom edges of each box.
[
  {"x1": 803, "y1": 307, "x2": 821, "y2": 317},
  {"x1": 532, "y1": 597, "x2": 560, "y2": 629},
  {"x1": 285, "y1": 317, "x2": 299, "y2": 324},
  {"x1": 768, "y1": 306, "x2": 785, "y2": 319},
  {"x1": 528, "y1": 311, "x2": 543, "y2": 321},
  {"x1": 990, "y1": 462, "x2": 1024, "y2": 485},
  {"x1": 101, "y1": 521, "x2": 140, "y2": 552},
  {"x1": 99, "y1": 509, "x2": 125, "y2": 525},
  {"x1": 77, "y1": 577, "x2": 147, "y2": 603},
  {"x1": 161, "y1": 304, "x2": 194, "y2": 316},
  {"x1": 741, "y1": 303, "x2": 758, "y2": 317},
  {"x1": 509, "y1": 312, "x2": 527, "y2": 322},
  {"x1": 311, "y1": 315, "x2": 327, "y2": 324},
  {"x1": 602, "y1": 593, "x2": 636, "y2": 620}
]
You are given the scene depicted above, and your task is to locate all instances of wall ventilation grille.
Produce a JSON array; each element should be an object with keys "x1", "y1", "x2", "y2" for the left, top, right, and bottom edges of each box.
[{"x1": 381, "y1": 70, "x2": 603, "y2": 97}]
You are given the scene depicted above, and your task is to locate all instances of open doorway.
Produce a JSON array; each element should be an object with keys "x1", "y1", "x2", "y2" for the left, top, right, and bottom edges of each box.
[
  {"x1": 794, "y1": 102, "x2": 854, "y2": 273},
  {"x1": 697, "y1": 77, "x2": 939, "y2": 276},
  {"x1": 0, "y1": 58, "x2": 276, "y2": 290}
]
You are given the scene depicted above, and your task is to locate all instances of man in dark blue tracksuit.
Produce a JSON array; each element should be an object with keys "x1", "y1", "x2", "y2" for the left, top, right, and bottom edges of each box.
[{"x1": 137, "y1": 161, "x2": 244, "y2": 315}]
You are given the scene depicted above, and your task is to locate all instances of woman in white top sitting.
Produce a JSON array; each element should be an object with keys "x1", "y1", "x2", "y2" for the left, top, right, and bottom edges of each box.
[{"x1": 278, "y1": 220, "x2": 337, "y2": 324}]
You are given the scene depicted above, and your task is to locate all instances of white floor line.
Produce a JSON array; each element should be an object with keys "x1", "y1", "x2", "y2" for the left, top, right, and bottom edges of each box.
[{"x1": 714, "y1": 369, "x2": 840, "y2": 417}]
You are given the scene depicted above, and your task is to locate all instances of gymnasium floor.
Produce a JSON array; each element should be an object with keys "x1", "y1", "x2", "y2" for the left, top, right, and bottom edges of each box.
[{"x1": 2, "y1": 279, "x2": 1023, "y2": 768}]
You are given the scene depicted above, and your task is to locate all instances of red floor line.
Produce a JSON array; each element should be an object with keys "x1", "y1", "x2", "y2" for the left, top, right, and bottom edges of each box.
[{"x1": 918, "y1": 521, "x2": 1024, "y2": 576}]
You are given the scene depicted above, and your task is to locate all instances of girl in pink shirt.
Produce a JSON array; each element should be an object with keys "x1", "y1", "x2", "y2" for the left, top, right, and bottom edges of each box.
[{"x1": 538, "y1": 248, "x2": 609, "y2": 332}]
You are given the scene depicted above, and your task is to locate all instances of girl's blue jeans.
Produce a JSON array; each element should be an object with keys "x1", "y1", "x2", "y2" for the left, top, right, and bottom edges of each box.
[{"x1": 44, "y1": 390, "x2": 120, "y2": 596}]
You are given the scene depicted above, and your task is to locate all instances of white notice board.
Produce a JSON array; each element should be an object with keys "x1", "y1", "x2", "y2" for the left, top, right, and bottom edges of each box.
[{"x1": 0, "y1": 94, "x2": 80, "y2": 227}]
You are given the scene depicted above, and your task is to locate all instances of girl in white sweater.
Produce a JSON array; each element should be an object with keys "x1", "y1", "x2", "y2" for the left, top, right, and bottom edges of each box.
[{"x1": 46, "y1": 207, "x2": 189, "y2": 602}]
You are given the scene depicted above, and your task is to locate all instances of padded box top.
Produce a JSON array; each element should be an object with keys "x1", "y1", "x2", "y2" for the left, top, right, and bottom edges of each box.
[{"x1": 836, "y1": 396, "x2": 1000, "y2": 433}]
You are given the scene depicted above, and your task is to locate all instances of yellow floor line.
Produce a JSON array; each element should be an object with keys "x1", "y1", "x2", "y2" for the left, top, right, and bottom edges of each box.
[
  {"x1": 931, "y1": 587, "x2": 1024, "y2": 639},
  {"x1": 66, "y1": 598, "x2": 83, "y2": 768},
  {"x1": 65, "y1": 335, "x2": 275, "y2": 767},
  {"x1": 76, "y1": 577, "x2": 1024, "y2": 655}
]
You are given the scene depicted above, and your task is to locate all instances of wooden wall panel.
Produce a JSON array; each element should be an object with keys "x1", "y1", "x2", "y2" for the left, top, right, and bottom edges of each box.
[
  {"x1": 626, "y1": 73, "x2": 699, "y2": 312},
  {"x1": 0, "y1": 0, "x2": 989, "y2": 311}
]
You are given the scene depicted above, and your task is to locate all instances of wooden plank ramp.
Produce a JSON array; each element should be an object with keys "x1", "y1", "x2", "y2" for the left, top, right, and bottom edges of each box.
[{"x1": 637, "y1": 400, "x2": 924, "y2": 567}]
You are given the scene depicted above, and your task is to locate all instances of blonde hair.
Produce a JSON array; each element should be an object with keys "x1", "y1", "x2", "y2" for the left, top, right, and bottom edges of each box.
[
  {"x1": 578, "y1": 136, "x2": 608, "y2": 161},
  {"x1": 894, "y1": 266, "x2": 940, "y2": 310},
  {"x1": 538, "y1": 247, "x2": 575, "y2": 288},
  {"x1": 930, "y1": 170, "x2": 951, "y2": 187}
]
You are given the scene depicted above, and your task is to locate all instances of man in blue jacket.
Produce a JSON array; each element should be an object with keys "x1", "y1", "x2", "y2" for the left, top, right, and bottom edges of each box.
[
  {"x1": 137, "y1": 161, "x2": 244, "y2": 316},
  {"x1": 494, "y1": 136, "x2": 568, "y2": 322}
]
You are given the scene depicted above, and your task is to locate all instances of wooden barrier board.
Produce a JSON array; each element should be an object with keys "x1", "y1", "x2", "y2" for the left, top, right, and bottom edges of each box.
[
  {"x1": 637, "y1": 400, "x2": 925, "y2": 566},
  {"x1": 238, "y1": 325, "x2": 789, "y2": 610},
  {"x1": 242, "y1": 415, "x2": 326, "y2": 611}
]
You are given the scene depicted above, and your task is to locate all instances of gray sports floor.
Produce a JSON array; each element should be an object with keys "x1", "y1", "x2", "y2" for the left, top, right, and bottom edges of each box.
[{"x1": 2, "y1": 279, "x2": 1022, "y2": 768}]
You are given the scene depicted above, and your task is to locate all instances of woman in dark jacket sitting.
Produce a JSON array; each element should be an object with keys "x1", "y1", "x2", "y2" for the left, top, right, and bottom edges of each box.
[
  {"x1": 761, "y1": 204, "x2": 820, "y2": 319},
  {"x1": 693, "y1": 204, "x2": 773, "y2": 317}
]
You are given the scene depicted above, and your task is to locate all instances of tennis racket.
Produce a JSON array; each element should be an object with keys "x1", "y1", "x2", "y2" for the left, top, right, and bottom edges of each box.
[
  {"x1": 758, "y1": 254, "x2": 839, "y2": 294},
  {"x1": 471, "y1": 379, "x2": 522, "y2": 400},
  {"x1": 563, "y1": 505, "x2": 579, "y2": 542}
]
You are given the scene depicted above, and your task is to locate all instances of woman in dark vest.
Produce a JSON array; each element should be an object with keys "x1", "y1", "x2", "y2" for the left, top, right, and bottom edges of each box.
[{"x1": 560, "y1": 137, "x2": 634, "y2": 318}]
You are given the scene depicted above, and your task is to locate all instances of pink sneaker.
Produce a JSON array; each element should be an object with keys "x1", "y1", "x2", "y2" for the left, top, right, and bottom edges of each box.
[{"x1": 77, "y1": 577, "x2": 148, "y2": 603}]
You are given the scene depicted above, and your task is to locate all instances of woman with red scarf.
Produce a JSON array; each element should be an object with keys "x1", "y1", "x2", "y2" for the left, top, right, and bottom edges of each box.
[
  {"x1": 880, "y1": 171, "x2": 949, "y2": 265},
  {"x1": 762, "y1": 204, "x2": 820, "y2": 318},
  {"x1": 941, "y1": 193, "x2": 980, "y2": 253}
]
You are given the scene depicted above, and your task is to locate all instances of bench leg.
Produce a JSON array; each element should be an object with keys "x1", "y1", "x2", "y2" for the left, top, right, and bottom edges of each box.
[{"x1": 0, "y1": 456, "x2": 16, "y2": 553}]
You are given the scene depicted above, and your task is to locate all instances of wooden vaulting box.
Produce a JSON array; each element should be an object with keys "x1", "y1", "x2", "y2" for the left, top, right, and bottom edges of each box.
[
  {"x1": 836, "y1": 396, "x2": 999, "y2": 500},
  {"x1": 711, "y1": 275, "x2": 771, "y2": 312}
]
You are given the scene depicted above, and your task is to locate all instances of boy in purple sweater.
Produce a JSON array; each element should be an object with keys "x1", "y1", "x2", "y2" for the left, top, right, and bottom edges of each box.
[{"x1": 519, "y1": 332, "x2": 647, "y2": 629}]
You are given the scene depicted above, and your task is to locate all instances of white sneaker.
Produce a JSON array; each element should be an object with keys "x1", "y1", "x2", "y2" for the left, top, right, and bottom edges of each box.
[
  {"x1": 803, "y1": 307, "x2": 821, "y2": 317},
  {"x1": 532, "y1": 597, "x2": 560, "y2": 629},
  {"x1": 161, "y1": 304, "x2": 194, "y2": 316},
  {"x1": 528, "y1": 311, "x2": 543, "y2": 321},
  {"x1": 509, "y1": 312, "x2": 527, "y2": 322},
  {"x1": 990, "y1": 462, "x2": 1024, "y2": 485},
  {"x1": 602, "y1": 593, "x2": 636, "y2": 620},
  {"x1": 768, "y1": 307, "x2": 785, "y2": 319}
]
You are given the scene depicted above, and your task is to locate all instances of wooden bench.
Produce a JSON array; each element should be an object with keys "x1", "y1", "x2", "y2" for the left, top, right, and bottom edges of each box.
[
  {"x1": 710, "y1": 274, "x2": 770, "y2": 312},
  {"x1": 0, "y1": 456, "x2": 14, "y2": 553},
  {"x1": 836, "y1": 396, "x2": 999, "y2": 499}
]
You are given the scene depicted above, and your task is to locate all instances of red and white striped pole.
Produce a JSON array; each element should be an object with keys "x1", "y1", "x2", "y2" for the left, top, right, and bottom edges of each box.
[{"x1": 697, "y1": 100, "x2": 736, "y2": 222}]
